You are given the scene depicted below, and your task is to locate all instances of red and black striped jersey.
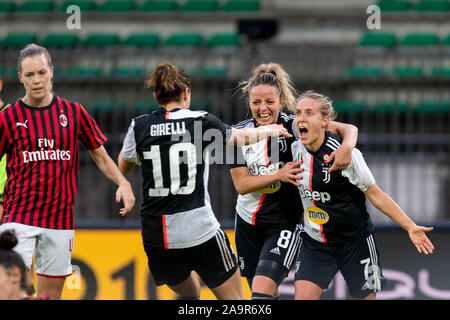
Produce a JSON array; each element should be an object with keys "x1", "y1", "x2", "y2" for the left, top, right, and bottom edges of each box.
[{"x1": 0, "y1": 95, "x2": 107, "y2": 230}]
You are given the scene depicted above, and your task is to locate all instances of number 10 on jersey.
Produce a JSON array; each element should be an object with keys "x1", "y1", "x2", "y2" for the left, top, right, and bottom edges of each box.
[{"x1": 143, "y1": 143, "x2": 197, "y2": 196}]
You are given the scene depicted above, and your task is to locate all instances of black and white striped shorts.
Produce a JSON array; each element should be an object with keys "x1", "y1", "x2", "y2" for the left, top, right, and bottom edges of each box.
[
  {"x1": 235, "y1": 215, "x2": 302, "y2": 283},
  {"x1": 144, "y1": 228, "x2": 238, "y2": 288},
  {"x1": 295, "y1": 232, "x2": 387, "y2": 298}
]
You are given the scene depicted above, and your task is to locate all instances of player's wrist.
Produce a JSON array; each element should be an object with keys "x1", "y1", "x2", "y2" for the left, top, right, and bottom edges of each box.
[{"x1": 260, "y1": 126, "x2": 272, "y2": 138}]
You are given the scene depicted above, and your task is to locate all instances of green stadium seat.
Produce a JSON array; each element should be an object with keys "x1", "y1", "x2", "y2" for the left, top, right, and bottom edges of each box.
[
  {"x1": 98, "y1": 0, "x2": 136, "y2": 12},
  {"x1": 16, "y1": 0, "x2": 54, "y2": 13},
  {"x1": 221, "y1": 0, "x2": 260, "y2": 12},
  {"x1": 342, "y1": 66, "x2": 383, "y2": 79},
  {"x1": 206, "y1": 33, "x2": 241, "y2": 47},
  {"x1": 0, "y1": 1, "x2": 15, "y2": 13},
  {"x1": 164, "y1": 33, "x2": 203, "y2": 47},
  {"x1": 65, "y1": 65, "x2": 103, "y2": 78},
  {"x1": 60, "y1": 0, "x2": 97, "y2": 12},
  {"x1": 202, "y1": 66, "x2": 227, "y2": 78},
  {"x1": 115, "y1": 66, "x2": 145, "y2": 78},
  {"x1": 134, "y1": 99, "x2": 159, "y2": 113},
  {"x1": 430, "y1": 67, "x2": 450, "y2": 78},
  {"x1": 92, "y1": 99, "x2": 113, "y2": 112},
  {"x1": 373, "y1": 102, "x2": 409, "y2": 113},
  {"x1": 140, "y1": 0, "x2": 177, "y2": 12},
  {"x1": 41, "y1": 34, "x2": 79, "y2": 48},
  {"x1": 333, "y1": 101, "x2": 365, "y2": 114},
  {"x1": 442, "y1": 34, "x2": 450, "y2": 46},
  {"x1": 359, "y1": 32, "x2": 397, "y2": 48},
  {"x1": 123, "y1": 33, "x2": 159, "y2": 47},
  {"x1": 180, "y1": 0, "x2": 219, "y2": 12},
  {"x1": 82, "y1": 33, "x2": 121, "y2": 48},
  {"x1": 414, "y1": 0, "x2": 449, "y2": 12},
  {"x1": 376, "y1": 0, "x2": 413, "y2": 12},
  {"x1": 390, "y1": 66, "x2": 423, "y2": 78},
  {"x1": 0, "y1": 65, "x2": 18, "y2": 79},
  {"x1": 0, "y1": 33, "x2": 37, "y2": 49},
  {"x1": 400, "y1": 33, "x2": 440, "y2": 46},
  {"x1": 414, "y1": 102, "x2": 443, "y2": 113}
]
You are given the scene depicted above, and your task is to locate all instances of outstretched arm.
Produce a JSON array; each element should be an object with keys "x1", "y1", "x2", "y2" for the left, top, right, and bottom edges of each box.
[
  {"x1": 89, "y1": 146, "x2": 136, "y2": 216},
  {"x1": 229, "y1": 124, "x2": 292, "y2": 146},
  {"x1": 365, "y1": 184, "x2": 434, "y2": 255},
  {"x1": 327, "y1": 121, "x2": 358, "y2": 172}
]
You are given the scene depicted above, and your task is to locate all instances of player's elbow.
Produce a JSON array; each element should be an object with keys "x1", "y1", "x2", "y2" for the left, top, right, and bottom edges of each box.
[{"x1": 233, "y1": 183, "x2": 250, "y2": 195}]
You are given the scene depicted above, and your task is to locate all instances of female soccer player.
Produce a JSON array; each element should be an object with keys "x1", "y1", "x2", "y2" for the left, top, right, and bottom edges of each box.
[
  {"x1": 117, "y1": 63, "x2": 291, "y2": 300},
  {"x1": 229, "y1": 63, "x2": 359, "y2": 299},
  {"x1": 290, "y1": 90, "x2": 434, "y2": 300},
  {"x1": 0, "y1": 44, "x2": 136, "y2": 299},
  {"x1": 0, "y1": 230, "x2": 35, "y2": 300}
]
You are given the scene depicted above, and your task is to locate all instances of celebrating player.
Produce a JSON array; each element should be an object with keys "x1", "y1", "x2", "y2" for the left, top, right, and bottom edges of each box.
[
  {"x1": 290, "y1": 90, "x2": 434, "y2": 300},
  {"x1": 118, "y1": 63, "x2": 292, "y2": 300},
  {"x1": 229, "y1": 63, "x2": 359, "y2": 300},
  {"x1": 0, "y1": 44, "x2": 136, "y2": 299}
]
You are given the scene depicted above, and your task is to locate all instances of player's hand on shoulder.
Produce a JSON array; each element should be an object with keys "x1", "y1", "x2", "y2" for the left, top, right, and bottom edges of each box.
[
  {"x1": 264, "y1": 124, "x2": 293, "y2": 139},
  {"x1": 327, "y1": 143, "x2": 352, "y2": 173}
]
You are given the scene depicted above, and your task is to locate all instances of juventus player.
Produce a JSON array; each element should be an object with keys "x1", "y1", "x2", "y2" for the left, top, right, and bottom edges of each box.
[
  {"x1": 0, "y1": 44, "x2": 136, "y2": 299},
  {"x1": 290, "y1": 90, "x2": 434, "y2": 300},
  {"x1": 229, "y1": 64, "x2": 358, "y2": 300},
  {"x1": 118, "y1": 63, "x2": 291, "y2": 300}
]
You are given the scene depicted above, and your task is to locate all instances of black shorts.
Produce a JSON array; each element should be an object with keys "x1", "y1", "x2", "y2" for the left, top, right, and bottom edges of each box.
[
  {"x1": 235, "y1": 214, "x2": 302, "y2": 285},
  {"x1": 142, "y1": 228, "x2": 238, "y2": 289},
  {"x1": 294, "y1": 232, "x2": 387, "y2": 299}
]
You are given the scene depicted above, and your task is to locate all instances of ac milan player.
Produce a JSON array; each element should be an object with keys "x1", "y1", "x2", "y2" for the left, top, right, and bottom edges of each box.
[{"x1": 0, "y1": 44, "x2": 136, "y2": 299}]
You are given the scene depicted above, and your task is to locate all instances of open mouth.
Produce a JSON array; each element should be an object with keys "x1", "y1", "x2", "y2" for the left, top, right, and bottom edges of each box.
[{"x1": 299, "y1": 126, "x2": 308, "y2": 138}]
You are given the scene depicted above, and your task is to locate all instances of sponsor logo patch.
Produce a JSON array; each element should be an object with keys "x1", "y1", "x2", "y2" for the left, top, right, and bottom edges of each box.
[{"x1": 306, "y1": 206, "x2": 329, "y2": 225}]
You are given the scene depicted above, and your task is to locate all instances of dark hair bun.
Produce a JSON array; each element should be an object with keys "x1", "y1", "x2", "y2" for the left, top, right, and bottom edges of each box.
[{"x1": 0, "y1": 230, "x2": 18, "y2": 251}]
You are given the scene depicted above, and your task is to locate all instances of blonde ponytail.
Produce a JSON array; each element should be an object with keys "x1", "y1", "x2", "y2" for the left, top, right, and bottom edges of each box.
[{"x1": 238, "y1": 63, "x2": 297, "y2": 113}]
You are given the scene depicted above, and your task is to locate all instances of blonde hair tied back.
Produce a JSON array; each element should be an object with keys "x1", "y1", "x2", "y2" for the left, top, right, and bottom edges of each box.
[{"x1": 239, "y1": 63, "x2": 297, "y2": 113}]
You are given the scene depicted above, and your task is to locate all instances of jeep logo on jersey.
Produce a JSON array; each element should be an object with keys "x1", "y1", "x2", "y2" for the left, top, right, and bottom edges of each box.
[
  {"x1": 299, "y1": 185, "x2": 331, "y2": 203},
  {"x1": 306, "y1": 206, "x2": 329, "y2": 224},
  {"x1": 259, "y1": 181, "x2": 281, "y2": 194},
  {"x1": 248, "y1": 161, "x2": 284, "y2": 176}
]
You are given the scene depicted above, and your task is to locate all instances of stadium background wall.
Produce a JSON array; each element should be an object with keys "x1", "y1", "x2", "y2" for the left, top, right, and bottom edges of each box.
[{"x1": 53, "y1": 226, "x2": 450, "y2": 300}]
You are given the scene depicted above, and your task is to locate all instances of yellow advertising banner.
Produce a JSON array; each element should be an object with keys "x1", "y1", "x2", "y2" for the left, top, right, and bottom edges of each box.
[{"x1": 60, "y1": 229, "x2": 252, "y2": 300}]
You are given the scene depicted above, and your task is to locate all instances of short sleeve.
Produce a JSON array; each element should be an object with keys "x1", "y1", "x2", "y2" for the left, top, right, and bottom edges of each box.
[
  {"x1": 78, "y1": 104, "x2": 107, "y2": 150},
  {"x1": 120, "y1": 119, "x2": 140, "y2": 165},
  {"x1": 341, "y1": 149, "x2": 376, "y2": 192}
]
